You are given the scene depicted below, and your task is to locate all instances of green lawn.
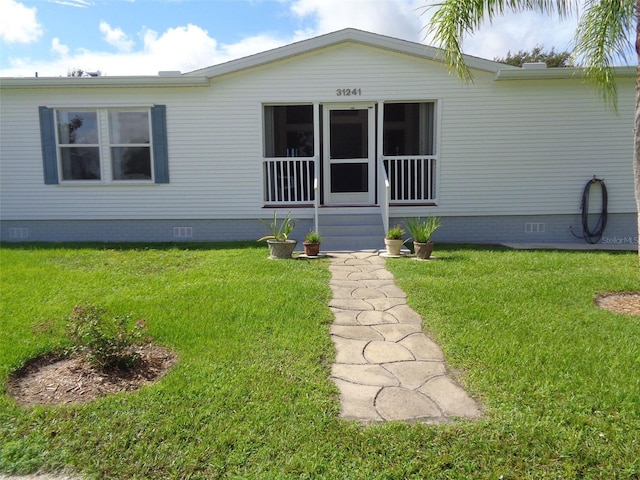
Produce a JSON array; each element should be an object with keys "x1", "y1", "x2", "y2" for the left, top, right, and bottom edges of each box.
[{"x1": 1, "y1": 243, "x2": 639, "y2": 479}]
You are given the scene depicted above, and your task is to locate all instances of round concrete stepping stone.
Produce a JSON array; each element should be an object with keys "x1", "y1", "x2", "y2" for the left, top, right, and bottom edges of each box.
[
  {"x1": 330, "y1": 285, "x2": 356, "y2": 299},
  {"x1": 333, "y1": 378, "x2": 383, "y2": 421},
  {"x1": 355, "y1": 264, "x2": 388, "y2": 272},
  {"x1": 357, "y1": 310, "x2": 398, "y2": 325},
  {"x1": 348, "y1": 271, "x2": 386, "y2": 281},
  {"x1": 329, "y1": 298, "x2": 374, "y2": 311},
  {"x1": 332, "y1": 364, "x2": 399, "y2": 386},
  {"x1": 344, "y1": 258, "x2": 374, "y2": 266},
  {"x1": 418, "y1": 376, "x2": 482, "y2": 419},
  {"x1": 330, "y1": 280, "x2": 364, "y2": 289},
  {"x1": 386, "y1": 304, "x2": 424, "y2": 324},
  {"x1": 330, "y1": 325, "x2": 384, "y2": 341},
  {"x1": 399, "y1": 333, "x2": 445, "y2": 361},
  {"x1": 382, "y1": 361, "x2": 446, "y2": 389},
  {"x1": 352, "y1": 287, "x2": 387, "y2": 299},
  {"x1": 330, "y1": 308, "x2": 360, "y2": 325},
  {"x1": 372, "y1": 324, "x2": 422, "y2": 341},
  {"x1": 366, "y1": 297, "x2": 407, "y2": 311},
  {"x1": 377, "y1": 284, "x2": 407, "y2": 298},
  {"x1": 327, "y1": 269, "x2": 354, "y2": 281},
  {"x1": 331, "y1": 337, "x2": 369, "y2": 364},
  {"x1": 361, "y1": 279, "x2": 396, "y2": 288},
  {"x1": 375, "y1": 387, "x2": 443, "y2": 421},
  {"x1": 364, "y1": 341, "x2": 414, "y2": 363}
]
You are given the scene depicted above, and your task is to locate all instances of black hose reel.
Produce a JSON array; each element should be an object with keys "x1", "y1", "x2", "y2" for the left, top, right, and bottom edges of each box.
[{"x1": 571, "y1": 176, "x2": 608, "y2": 244}]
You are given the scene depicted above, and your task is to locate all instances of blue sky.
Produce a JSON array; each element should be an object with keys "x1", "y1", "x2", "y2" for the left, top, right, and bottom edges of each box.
[{"x1": 0, "y1": 0, "x2": 620, "y2": 77}]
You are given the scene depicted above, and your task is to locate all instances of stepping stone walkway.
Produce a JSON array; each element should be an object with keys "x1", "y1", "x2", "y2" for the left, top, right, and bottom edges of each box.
[{"x1": 329, "y1": 251, "x2": 481, "y2": 423}]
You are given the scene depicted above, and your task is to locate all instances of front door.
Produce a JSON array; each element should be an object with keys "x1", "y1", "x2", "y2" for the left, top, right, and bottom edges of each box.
[{"x1": 323, "y1": 104, "x2": 375, "y2": 205}]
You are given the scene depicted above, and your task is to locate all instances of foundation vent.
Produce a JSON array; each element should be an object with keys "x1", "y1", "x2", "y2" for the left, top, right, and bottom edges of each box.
[
  {"x1": 9, "y1": 227, "x2": 30, "y2": 238},
  {"x1": 173, "y1": 226, "x2": 193, "y2": 238},
  {"x1": 525, "y1": 223, "x2": 546, "y2": 234}
]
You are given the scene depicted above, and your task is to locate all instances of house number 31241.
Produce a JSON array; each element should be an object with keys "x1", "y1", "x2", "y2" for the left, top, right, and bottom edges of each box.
[{"x1": 336, "y1": 88, "x2": 362, "y2": 96}]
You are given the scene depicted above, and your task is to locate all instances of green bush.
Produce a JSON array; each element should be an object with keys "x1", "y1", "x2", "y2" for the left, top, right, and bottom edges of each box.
[{"x1": 65, "y1": 304, "x2": 148, "y2": 369}]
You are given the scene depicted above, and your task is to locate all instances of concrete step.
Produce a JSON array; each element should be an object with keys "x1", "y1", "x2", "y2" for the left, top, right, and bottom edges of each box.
[{"x1": 317, "y1": 212, "x2": 386, "y2": 251}]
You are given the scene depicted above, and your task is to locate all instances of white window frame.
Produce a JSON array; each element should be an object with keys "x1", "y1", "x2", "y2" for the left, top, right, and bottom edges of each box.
[{"x1": 54, "y1": 107, "x2": 154, "y2": 184}]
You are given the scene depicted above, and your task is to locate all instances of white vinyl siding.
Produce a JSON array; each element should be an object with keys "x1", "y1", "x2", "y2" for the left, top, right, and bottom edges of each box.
[{"x1": 0, "y1": 41, "x2": 635, "y2": 223}]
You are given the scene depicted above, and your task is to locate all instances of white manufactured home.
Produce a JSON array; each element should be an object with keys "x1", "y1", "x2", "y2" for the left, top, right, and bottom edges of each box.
[{"x1": 0, "y1": 29, "x2": 636, "y2": 249}]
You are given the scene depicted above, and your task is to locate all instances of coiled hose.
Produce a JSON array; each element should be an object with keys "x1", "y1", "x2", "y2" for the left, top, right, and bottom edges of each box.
[{"x1": 579, "y1": 176, "x2": 608, "y2": 244}]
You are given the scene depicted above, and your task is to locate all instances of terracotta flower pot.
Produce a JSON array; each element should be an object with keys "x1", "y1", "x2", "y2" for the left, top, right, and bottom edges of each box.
[
  {"x1": 266, "y1": 239, "x2": 297, "y2": 259},
  {"x1": 384, "y1": 238, "x2": 403, "y2": 256},
  {"x1": 413, "y1": 241, "x2": 434, "y2": 259},
  {"x1": 303, "y1": 241, "x2": 321, "y2": 257}
]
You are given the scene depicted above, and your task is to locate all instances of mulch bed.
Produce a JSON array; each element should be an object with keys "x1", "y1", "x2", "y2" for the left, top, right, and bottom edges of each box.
[
  {"x1": 596, "y1": 292, "x2": 640, "y2": 317},
  {"x1": 7, "y1": 343, "x2": 177, "y2": 406}
]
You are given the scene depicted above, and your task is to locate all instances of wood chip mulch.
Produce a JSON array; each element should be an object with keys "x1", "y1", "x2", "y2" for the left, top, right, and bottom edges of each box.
[{"x1": 6, "y1": 343, "x2": 177, "y2": 406}]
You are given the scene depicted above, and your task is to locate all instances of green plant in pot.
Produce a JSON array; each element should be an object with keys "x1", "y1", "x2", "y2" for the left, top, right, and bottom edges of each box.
[
  {"x1": 258, "y1": 211, "x2": 297, "y2": 259},
  {"x1": 303, "y1": 230, "x2": 322, "y2": 257},
  {"x1": 404, "y1": 216, "x2": 441, "y2": 259},
  {"x1": 384, "y1": 225, "x2": 405, "y2": 256}
]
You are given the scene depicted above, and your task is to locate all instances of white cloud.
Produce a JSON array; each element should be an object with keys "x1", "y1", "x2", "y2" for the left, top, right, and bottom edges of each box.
[
  {"x1": 51, "y1": 37, "x2": 70, "y2": 56},
  {"x1": 462, "y1": 11, "x2": 579, "y2": 61},
  {"x1": 0, "y1": 0, "x2": 43, "y2": 44},
  {"x1": 52, "y1": 0, "x2": 93, "y2": 8},
  {"x1": 290, "y1": 0, "x2": 424, "y2": 42},
  {"x1": 99, "y1": 21, "x2": 134, "y2": 53}
]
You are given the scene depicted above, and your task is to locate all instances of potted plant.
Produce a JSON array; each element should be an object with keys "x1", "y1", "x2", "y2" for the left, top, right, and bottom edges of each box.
[
  {"x1": 303, "y1": 230, "x2": 322, "y2": 257},
  {"x1": 258, "y1": 211, "x2": 297, "y2": 259},
  {"x1": 384, "y1": 225, "x2": 405, "y2": 256},
  {"x1": 404, "y1": 216, "x2": 441, "y2": 259}
]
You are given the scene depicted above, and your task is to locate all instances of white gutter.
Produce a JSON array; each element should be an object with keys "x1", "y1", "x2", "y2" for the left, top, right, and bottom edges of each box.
[
  {"x1": 495, "y1": 66, "x2": 636, "y2": 81},
  {"x1": 0, "y1": 76, "x2": 210, "y2": 89}
]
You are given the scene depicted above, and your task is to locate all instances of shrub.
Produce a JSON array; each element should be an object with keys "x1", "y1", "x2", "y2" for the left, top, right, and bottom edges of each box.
[{"x1": 65, "y1": 304, "x2": 148, "y2": 370}]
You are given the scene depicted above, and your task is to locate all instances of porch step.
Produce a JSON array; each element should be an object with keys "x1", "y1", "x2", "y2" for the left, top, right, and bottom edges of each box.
[{"x1": 317, "y1": 212, "x2": 386, "y2": 251}]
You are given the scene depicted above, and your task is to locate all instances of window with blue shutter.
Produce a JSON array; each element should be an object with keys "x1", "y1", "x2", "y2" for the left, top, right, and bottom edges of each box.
[{"x1": 38, "y1": 105, "x2": 169, "y2": 184}]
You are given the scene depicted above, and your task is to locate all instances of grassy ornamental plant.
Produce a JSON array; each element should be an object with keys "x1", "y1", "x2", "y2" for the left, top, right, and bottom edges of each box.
[
  {"x1": 304, "y1": 231, "x2": 322, "y2": 243},
  {"x1": 385, "y1": 225, "x2": 405, "y2": 240},
  {"x1": 257, "y1": 211, "x2": 295, "y2": 242},
  {"x1": 404, "y1": 216, "x2": 441, "y2": 243}
]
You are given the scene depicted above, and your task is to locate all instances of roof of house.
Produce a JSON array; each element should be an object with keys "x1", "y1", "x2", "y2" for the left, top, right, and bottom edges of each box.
[
  {"x1": 184, "y1": 28, "x2": 519, "y2": 78},
  {"x1": 1, "y1": 28, "x2": 634, "y2": 89}
]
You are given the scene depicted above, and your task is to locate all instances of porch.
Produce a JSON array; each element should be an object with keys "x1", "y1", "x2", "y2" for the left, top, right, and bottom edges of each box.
[{"x1": 262, "y1": 155, "x2": 437, "y2": 250}]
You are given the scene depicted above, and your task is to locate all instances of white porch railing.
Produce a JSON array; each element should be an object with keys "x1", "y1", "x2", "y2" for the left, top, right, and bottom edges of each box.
[
  {"x1": 264, "y1": 158, "x2": 316, "y2": 204},
  {"x1": 377, "y1": 155, "x2": 390, "y2": 235},
  {"x1": 382, "y1": 156, "x2": 437, "y2": 203}
]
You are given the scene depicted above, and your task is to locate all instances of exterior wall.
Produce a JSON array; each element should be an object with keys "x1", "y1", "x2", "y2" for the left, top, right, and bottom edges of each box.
[
  {"x1": 0, "y1": 40, "x2": 636, "y2": 245},
  {"x1": 2, "y1": 213, "x2": 633, "y2": 248},
  {"x1": 0, "y1": 218, "x2": 315, "y2": 243},
  {"x1": 391, "y1": 213, "x2": 636, "y2": 246}
]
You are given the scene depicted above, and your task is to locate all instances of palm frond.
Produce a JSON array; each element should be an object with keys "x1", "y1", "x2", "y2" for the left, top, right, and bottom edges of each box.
[
  {"x1": 573, "y1": 0, "x2": 635, "y2": 109},
  {"x1": 426, "y1": 0, "x2": 577, "y2": 82}
]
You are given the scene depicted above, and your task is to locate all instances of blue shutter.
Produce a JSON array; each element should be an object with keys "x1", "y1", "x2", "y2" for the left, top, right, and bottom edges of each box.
[
  {"x1": 39, "y1": 106, "x2": 59, "y2": 184},
  {"x1": 151, "y1": 105, "x2": 169, "y2": 183}
]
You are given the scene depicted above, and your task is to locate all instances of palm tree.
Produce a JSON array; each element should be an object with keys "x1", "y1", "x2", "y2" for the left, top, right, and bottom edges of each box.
[{"x1": 426, "y1": 0, "x2": 638, "y2": 261}]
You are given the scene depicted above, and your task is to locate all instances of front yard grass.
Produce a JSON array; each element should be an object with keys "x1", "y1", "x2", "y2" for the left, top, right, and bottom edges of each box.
[{"x1": 1, "y1": 243, "x2": 639, "y2": 479}]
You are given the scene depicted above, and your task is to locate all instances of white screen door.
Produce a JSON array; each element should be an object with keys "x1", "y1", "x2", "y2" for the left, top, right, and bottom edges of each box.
[{"x1": 323, "y1": 104, "x2": 375, "y2": 205}]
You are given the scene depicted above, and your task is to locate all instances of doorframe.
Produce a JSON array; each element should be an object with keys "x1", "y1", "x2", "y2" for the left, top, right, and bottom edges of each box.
[{"x1": 322, "y1": 102, "x2": 376, "y2": 206}]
